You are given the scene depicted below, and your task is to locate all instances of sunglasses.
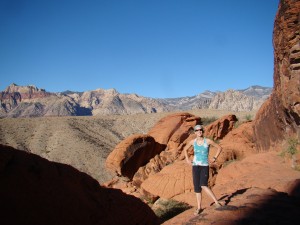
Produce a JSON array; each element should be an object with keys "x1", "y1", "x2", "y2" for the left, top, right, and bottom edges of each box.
[{"x1": 195, "y1": 129, "x2": 203, "y2": 132}]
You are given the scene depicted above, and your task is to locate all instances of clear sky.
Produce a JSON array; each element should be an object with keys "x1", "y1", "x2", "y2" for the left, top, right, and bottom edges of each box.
[{"x1": 0, "y1": 0, "x2": 279, "y2": 98}]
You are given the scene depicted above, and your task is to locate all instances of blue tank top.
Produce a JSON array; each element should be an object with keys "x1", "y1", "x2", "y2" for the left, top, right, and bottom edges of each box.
[{"x1": 193, "y1": 138, "x2": 209, "y2": 166}]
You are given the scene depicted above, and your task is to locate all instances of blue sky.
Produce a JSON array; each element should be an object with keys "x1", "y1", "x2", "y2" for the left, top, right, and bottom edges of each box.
[{"x1": 0, "y1": 0, "x2": 279, "y2": 98}]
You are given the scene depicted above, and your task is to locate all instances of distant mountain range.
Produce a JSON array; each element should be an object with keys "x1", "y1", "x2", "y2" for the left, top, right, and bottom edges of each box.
[{"x1": 0, "y1": 83, "x2": 272, "y2": 118}]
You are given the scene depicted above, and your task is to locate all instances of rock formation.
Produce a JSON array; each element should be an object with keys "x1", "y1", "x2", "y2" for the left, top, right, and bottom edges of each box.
[
  {"x1": 105, "y1": 134, "x2": 158, "y2": 179},
  {"x1": 105, "y1": 113, "x2": 202, "y2": 187},
  {"x1": 105, "y1": 113, "x2": 239, "y2": 197},
  {"x1": 209, "y1": 89, "x2": 264, "y2": 111},
  {"x1": 204, "y1": 114, "x2": 238, "y2": 140},
  {"x1": 253, "y1": 0, "x2": 300, "y2": 151},
  {"x1": 0, "y1": 83, "x2": 51, "y2": 113}
]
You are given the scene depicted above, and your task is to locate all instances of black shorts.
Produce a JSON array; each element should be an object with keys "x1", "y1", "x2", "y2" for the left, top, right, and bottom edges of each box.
[{"x1": 192, "y1": 165, "x2": 209, "y2": 193}]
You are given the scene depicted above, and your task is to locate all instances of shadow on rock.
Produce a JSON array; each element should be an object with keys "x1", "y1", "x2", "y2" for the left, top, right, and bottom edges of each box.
[
  {"x1": 234, "y1": 185, "x2": 300, "y2": 225},
  {"x1": 0, "y1": 144, "x2": 160, "y2": 225}
]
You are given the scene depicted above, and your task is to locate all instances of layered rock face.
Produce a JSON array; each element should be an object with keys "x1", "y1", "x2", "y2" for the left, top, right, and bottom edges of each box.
[
  {"x1": 0, "y1": 84, "x2": 170, "y2": 117},
  {"x1": 0, "y1": 83, "x2": 84, "y2": 117},
  {"x1": 78, "y1": 89, "x2": 169, "y2": 115},
  {"x1": 3, "y1": 83, "x2": 50, "y2": 99},
  {"x1": 0, "y1": 83, "x2": 51, "y2": 111},
  {"x1": 209, "y1": 89, "x2": 265, "y2": 112},
  {"x1": 253, "y1": 0, "x2": 300, "y2": 151}
]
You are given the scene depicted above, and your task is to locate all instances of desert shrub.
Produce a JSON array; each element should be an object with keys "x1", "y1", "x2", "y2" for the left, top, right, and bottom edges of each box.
[
  {"x1": 141, "y1": 195, "x2": 157, "y2": 205},
  {"x1": 294, "y1": 165, "x2": 300, "y2": 171},
  {"x1": 279, "y1": 138, "x2": 299, "y2": 170},
  {"x1": 245, "y1": 114, "x2": 252, "y2": 121},
  {"x1": 153, "y1": 199, "x2": 191, "y2": 223},
  {"x1": 234, "y1": 114, "x2": 253, "y2": 129},
  {"x1": 202, "y1": 116, "x2": 217, "y2": 126},
  {"x1": 286, "y1": 138, "x2": 298, "y2": 156},
  {"x1": 280, "y1": 138, "x2": 298, "y2": 158},
  {"x1": 234, "y1": 119, "x2": 242, "y2": 128}
]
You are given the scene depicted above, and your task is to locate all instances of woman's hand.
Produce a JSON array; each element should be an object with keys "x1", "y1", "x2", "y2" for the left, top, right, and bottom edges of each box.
[{"x1": 210, "y1": 157, "x2": 217, "y2": 164}]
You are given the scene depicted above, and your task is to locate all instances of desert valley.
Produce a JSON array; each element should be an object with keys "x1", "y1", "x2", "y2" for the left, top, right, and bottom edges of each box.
[{"x1": 1, "y1": 0, "x2": 300, "y2": 225}]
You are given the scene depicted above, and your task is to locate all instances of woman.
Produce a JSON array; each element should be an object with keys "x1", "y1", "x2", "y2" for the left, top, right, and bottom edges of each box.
[{"x1": 184, "y1": 124, "x2": 222, "y2": 215}]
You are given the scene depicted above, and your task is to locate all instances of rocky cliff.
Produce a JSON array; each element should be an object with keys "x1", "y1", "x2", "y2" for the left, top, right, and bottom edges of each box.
[
  {"x1": 253, "y1": 0, "x2": 300, "y2": 151},
  {"x1": 208, "y1": 89, "x2": 265, "y2": 112}
]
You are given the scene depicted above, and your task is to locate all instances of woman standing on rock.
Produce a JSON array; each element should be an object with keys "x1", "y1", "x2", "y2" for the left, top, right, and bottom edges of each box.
[{"x1": 184, "y1": 124, "x2": 222, "y2": 215}]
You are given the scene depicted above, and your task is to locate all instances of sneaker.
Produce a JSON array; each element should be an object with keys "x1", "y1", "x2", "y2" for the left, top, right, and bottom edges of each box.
[
  {"x1": 215, "y1": 202, "x2": 222, "y2": 209},
  {"x1": 194, "y1": 208, "x2": 202, "y2": 215}
]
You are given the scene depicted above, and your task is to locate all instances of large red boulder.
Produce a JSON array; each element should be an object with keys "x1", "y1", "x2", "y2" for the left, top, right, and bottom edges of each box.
[
  {"x1": 105, "y1": 134, "x2": 158, "y2": 179},
  {"x1": 204, "y1": 114, "x2": 238, "y2": 140},
  {"x1": 148, "y1": 112, "x2": 200, "y2": 150}
]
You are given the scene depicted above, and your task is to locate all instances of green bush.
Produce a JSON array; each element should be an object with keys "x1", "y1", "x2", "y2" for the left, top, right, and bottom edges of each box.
[
  {"x1": 245, "y1": 114, "x2": 252, "y2": 121},
  {"x1": 286, "y1": 138, "x2": 298, "y2": 156},
  {"x1": 280, "y1": 138, "x2": 298, "y2": 158}
]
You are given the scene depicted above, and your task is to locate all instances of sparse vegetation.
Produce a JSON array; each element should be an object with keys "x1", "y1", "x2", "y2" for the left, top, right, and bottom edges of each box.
[
  {"x1": 245, "y1": 114, "x2": 252, "y2": 121},
  {"x1": 286, "y1": 138, "x2": 298, "y2": 156},
  {"x1": 294, "y1": 165, "x2": 300, "y2": 171},
  {"x1": 280, "y1": 137, "x2": 299, "y2": 169},
  {"x1": 234, "y1": 120, "x2": 240, "y2": 129},
  {"x1": 141, "y1": 195, "x2": 157, "y2": 205},
  {"x1": 280, "y1": 138, "x2": 298, "y2": 158},
  {"x1": 201, "y1": 116, "x2": 218, "y2": 126},
  {"x1": 152, "y1": 199, "x2": 192, "y2": 223}
]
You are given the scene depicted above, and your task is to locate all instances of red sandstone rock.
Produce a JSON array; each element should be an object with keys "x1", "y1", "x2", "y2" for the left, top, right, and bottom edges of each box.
[
  {"x1": 0, "y1": 144, "x2": 160, "y2": 225},
  {"x1": 253, "y1": 0, "x2": 300, "y2": 151},
  {"x1": 204, "y1": 114, "x2": 238, "y2": 140},
  {"x1": 141, "y1": 161, "x2": 193, "y2": 199},
  {"x1": 148, "y1": 112, "x2": 200, "y2": 150},
  {"x1": 163, "y1": 187, "x2": 300, "y2": 225},
  {"x1": 105, "y1": 134, "x2": 157, "y2": 179},
  {"x1": 1, "y1": 83, "x2": 51, "y2": 101},
  {"x1": 109, "y1": 113, "x2": 241, "y2": 193},
  {"x1": 106, "y1": 113, "x2": 200, "y2": 186},
  {"x1": 214, "y1": 151, "x2": 300, "y2": 196},
  {"x1": 218, "y1": 121, "x2": 256, "y2": 161}
]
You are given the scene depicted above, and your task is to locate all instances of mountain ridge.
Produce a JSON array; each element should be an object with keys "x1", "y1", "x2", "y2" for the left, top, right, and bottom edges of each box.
[{"x1": 0, "y1": 83, "x2": 272, "y2": 118}]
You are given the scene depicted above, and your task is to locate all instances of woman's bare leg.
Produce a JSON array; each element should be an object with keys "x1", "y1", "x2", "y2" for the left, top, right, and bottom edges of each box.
[
  {"x1": 196, "y1": 192, "x2": 202, "y2": 209},
  {"x1": 201, "y1": 186, "x2": 221, "y2": 206}
]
